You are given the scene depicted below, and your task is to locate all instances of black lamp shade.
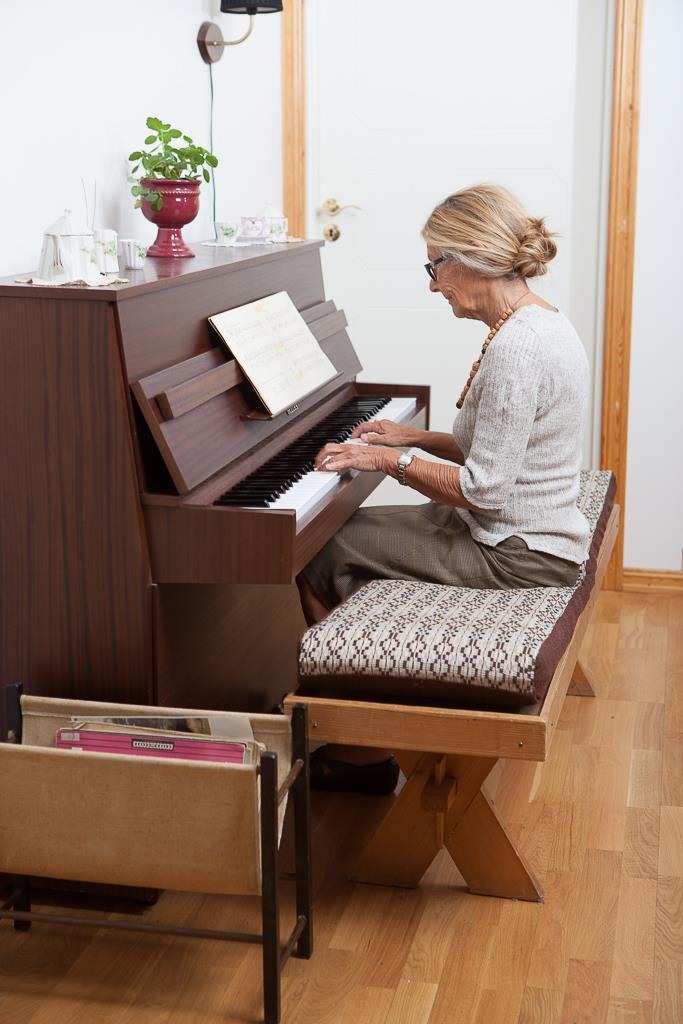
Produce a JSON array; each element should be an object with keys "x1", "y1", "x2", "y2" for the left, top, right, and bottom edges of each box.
[{"x1": 220, "y1": 1, "x2": 283, "y2": 11}]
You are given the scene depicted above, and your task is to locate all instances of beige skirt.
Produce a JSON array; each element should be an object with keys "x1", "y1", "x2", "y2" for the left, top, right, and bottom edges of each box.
[{"x1": 304, "y1": 502, "x2": 581, "y2": 611}]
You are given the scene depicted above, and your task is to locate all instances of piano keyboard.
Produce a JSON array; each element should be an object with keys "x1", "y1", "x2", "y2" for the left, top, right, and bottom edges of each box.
[{"x1": 215, "y1": 395, "x2": 417, "y2": 520}]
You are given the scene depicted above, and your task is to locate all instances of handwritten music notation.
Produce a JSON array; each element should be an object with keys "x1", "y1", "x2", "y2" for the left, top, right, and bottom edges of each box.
[{"x1": 209, "y1": 292, "x2": 337, "y2": 416}]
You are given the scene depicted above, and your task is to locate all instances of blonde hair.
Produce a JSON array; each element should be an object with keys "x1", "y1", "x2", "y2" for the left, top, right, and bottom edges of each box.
[{"x1": 422, "y1": 184, "x2": 557, "y2": 279}]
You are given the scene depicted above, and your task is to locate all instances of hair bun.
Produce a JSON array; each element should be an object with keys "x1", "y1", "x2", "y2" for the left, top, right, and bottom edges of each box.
[{"x1": 513, "y1": 217, "x2": 557, "y2": 278}]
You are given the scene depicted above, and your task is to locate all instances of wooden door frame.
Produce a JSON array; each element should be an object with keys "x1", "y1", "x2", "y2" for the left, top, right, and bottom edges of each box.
[
  {"x1": 281, "y1": 0, "x2": 683, "y2": 593},
  {"x1": 600, "y1": 0, "x2": 683, "y2": 591},
  {"x1": 282, "y1": 0, "x2": 306, "y2": 238},
  {"x1": 600, "y1": 0, "x2": 643, "y2": 590}
]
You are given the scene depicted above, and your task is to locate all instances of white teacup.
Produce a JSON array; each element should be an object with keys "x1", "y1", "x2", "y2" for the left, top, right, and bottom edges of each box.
[
  {"x1": 120, "y1": 238, "x2": 147, "y2": 270},
  {"x1": 267, "y1": 216, "x2": 288, "y2": 241},
  {"x1": 240, "y1": 215, "x2": 269, "y2": 239},
  {"x1": 215, "y1": 221, "x2": 240, "y2": 246}
]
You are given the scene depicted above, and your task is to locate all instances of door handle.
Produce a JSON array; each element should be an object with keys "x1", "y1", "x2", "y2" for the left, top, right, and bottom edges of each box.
[{"x1": 320, "y1": 197, "x2": 361, "y2": 217}]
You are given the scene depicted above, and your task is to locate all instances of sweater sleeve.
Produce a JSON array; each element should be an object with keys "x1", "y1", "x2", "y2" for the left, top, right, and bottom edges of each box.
[{"x1": 458, "y1": 325, "x2": 543, "y2": 511}]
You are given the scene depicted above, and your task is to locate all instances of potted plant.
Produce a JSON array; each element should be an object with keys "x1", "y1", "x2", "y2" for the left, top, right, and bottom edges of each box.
[{"x1": 129, "y1": 117, "x2": 218, "y2": 258}]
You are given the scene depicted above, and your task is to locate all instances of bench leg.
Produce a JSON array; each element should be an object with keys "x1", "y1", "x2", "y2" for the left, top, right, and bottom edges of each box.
[
  {"x1": 351, "y1": 754, "x2": 543, "y2": 902},
  {"x1": 568, "y1": 660, "x2": 596, "y2": 698},
  {"x1": 445, "y1": 790, "x2": 543, "y2": 902},
  {"x1": 351, "y1": 753, "x2": 445, "y2": 887}
]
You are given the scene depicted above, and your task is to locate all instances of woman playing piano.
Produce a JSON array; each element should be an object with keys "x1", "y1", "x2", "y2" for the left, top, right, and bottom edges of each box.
[{"x1": 298, "y1": 184, "x2": 590, "y2": 793}]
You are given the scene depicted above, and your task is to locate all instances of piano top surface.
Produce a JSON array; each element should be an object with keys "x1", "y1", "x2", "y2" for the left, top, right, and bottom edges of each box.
[{"x1": 0, "y1": 239, "x2": 323, "y2": 303}]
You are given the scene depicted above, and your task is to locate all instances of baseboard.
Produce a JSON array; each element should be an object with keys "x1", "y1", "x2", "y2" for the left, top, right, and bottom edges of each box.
[{"x1": 622, "y1": 568, "x2": 683, "y2": 593}]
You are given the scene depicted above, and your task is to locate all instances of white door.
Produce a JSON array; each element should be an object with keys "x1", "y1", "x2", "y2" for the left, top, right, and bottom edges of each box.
[{"x1": 305, "y1": 0, "x2": 612, "y2": 503}]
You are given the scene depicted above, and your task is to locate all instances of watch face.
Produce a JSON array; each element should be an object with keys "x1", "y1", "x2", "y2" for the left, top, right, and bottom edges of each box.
[{"x1": 397, "y1": 452, "x2": 413, "y2": 484}]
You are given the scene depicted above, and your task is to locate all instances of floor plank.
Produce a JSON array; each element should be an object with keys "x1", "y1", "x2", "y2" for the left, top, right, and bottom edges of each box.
[
  {"x1": 658, "y1": 806, "x2": 683, "y2": 877},
  {"x1": 559, "y1": 959, "x2": 612, "y2": 1024},
  {"x1": 610, "y1": 875, "x2": 657, "y2": 1002}
]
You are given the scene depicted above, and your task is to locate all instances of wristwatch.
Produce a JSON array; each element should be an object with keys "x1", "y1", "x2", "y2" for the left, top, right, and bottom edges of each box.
[{"x1": 396, "y1": 451, "x2": 414, "y2": 486}]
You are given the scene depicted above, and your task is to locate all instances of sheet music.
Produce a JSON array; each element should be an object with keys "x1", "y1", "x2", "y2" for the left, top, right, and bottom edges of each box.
[{"x1": 209, "y1": 292, "x2": 337, "y2": 416}]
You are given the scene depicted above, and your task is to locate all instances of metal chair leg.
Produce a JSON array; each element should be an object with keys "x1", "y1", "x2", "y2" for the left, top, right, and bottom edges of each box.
[
  {"x1": 12, "y1": 876, "x2": 31, "y2": 932},
  {"x1": 291, "y1": 704, "x2": 312, "y2": 959},
  {"x1": 260, "y1": 752, "x2": 281, "y2": 1024}
]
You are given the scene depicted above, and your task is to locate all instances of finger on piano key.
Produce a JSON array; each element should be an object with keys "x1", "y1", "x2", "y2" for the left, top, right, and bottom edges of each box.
[{"x1": 215, "y1": 395, "x2": 417, "y2": 516}]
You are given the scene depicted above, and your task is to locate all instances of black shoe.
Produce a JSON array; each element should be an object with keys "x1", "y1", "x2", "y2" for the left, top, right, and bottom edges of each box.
[{"x1": 310, "y1": 747, "x2": 400, "y2": 795}]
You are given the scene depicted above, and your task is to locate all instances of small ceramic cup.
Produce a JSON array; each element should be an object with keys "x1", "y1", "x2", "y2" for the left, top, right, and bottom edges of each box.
[
  {"x1": 239, "y1": 215, "x2": 269, "y2": 240},
  {"x1": 120, "y1": 239, "x2": 147, "y2": 270},
  {"x1": 267, "y1": 216, "x2": 288, "y2": 242},
  {"x1": 214, "y1": 221, "x2": 241, "y2": 246}
]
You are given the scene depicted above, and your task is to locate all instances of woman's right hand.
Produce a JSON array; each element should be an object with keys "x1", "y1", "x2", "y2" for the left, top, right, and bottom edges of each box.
[{"x1": 349, "y1": 418, "x2": 424, "y2": 448}]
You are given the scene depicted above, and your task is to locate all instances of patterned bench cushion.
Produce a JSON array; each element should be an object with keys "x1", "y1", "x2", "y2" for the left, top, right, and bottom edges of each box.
[{"x1": 298, "y1": 470, "x2": 616, "y2": 708}]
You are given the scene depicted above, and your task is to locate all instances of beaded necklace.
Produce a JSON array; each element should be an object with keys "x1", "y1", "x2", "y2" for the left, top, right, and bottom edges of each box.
[{"x1": 456, "y1": 307, "x2": 515, "y2": 409}]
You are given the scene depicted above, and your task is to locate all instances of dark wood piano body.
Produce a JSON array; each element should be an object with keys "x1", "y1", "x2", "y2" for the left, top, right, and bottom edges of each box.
[{"x1": 0, "y1": 242, "x2": 428, "y2": 724}]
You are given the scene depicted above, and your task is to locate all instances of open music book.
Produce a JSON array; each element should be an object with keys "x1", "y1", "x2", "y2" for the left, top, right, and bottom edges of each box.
[{"x1": 208, "y1": 291, "x2": 337, "y2": 416}]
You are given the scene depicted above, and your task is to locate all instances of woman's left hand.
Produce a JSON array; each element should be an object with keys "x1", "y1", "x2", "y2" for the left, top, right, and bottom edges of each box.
[{"x1": 315, "y1": 441, "x2": 398, "y2": 475}]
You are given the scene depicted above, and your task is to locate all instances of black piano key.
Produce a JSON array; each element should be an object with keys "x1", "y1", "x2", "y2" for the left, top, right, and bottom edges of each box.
[{"x1": 215, "y1": 395, "x2": 394, "y2": 506}]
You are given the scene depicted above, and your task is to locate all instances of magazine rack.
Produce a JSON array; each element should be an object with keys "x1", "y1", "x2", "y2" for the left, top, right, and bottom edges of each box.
[{"x1": 0, "y1": 684, "x2": 312, "y2": 1024}]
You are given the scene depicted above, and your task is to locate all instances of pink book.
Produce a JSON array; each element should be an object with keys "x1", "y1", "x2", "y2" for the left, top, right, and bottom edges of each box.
[{"x1": 55, "y1": 728, "x2": 249, "y2": 764}]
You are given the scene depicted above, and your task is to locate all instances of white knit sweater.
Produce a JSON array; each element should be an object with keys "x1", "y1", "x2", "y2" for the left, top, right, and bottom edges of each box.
[{"x1": 452, "y1": 305, "x2": 590, "y2": 564}]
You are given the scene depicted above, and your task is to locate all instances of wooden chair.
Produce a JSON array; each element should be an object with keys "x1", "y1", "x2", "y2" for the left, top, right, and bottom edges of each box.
[
  {"x1": 0, "y1": 687, "x2": 313, "y2": 1024},
  {"x1": 285, "y1": 473, "x2": 618, "y2": 902}
]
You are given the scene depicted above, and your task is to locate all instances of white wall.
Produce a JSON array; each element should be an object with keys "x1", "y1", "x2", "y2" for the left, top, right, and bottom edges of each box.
[
  {"x1": 0, "y1": 0, "x2": 282, "y2": 278},
  {"x1": 624, "y1": 0, "x2": 683, "y2": 571},
  {"x1": 305, "y1": 0, "x2": 613, "y2": 486}
]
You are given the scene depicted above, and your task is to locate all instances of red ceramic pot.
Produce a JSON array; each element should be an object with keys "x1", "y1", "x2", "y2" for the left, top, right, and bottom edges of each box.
[{"x1": 141, "y1": 178, "x2": 200, "y2": 258}]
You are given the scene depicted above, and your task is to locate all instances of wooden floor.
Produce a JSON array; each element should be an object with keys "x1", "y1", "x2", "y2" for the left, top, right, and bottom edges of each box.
[{"x1": 1, "y1": 590, "x2": 682, "y2": 1024}]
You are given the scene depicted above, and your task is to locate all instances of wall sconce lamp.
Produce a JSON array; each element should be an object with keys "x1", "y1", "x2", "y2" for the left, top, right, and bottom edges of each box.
[{"x1": 197, "y1": 2, "x2": 284, "y2": 64}]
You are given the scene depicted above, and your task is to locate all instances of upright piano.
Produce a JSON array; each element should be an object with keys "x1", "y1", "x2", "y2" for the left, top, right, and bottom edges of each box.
[{"x1": 0, "y1": 241, "x2": 429, "y2": 724}]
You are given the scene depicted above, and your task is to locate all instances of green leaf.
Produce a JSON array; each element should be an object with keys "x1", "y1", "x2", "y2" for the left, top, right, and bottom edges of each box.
[
  {"x1": 131, "y1": 185, "x2": 141, "y2": 196},
  {"x1": 132, "y1": 164, "x2": 140, "y2": 174},
  {"x1": 135, "y1": 119, "x2": 214, "y2": 184},
  {"x1": 153, "y1": 196, "x2": 163, "y2": 212},
  {"x1": 134, "y1": 199, "x2": 142, "y2": 208}
]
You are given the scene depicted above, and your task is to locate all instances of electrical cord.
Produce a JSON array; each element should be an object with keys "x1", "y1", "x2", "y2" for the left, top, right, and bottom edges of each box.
[{"x1": 209, "y1": 62, "x2": 217, "y2": 238}]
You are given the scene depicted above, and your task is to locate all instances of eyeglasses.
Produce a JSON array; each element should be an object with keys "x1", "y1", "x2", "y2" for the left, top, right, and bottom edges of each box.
[{"x1": 424, "y1": 254, "x2": 449, "y2": 281}]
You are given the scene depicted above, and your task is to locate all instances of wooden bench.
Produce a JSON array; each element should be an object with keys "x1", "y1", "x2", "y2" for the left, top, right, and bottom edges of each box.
[{"x1": 284, "y1": 473, "x2": 618, "y2": 902}]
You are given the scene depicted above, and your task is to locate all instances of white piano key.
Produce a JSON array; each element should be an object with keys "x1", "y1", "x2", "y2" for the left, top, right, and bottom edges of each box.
[{"x1": 264, "y1": 396, "x2": 417, "y2": 520}]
